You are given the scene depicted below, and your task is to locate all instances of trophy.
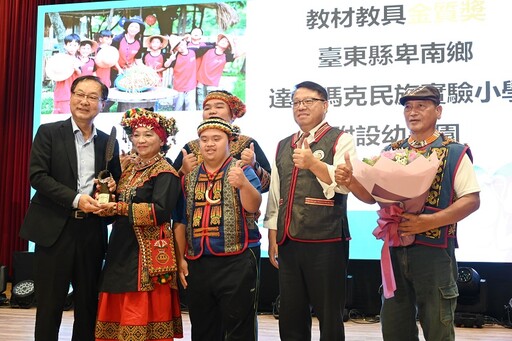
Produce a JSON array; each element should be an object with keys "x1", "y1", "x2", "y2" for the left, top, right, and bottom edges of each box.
[{"x1": 97, "y1": 127, "x2": 117, "y2": 204}]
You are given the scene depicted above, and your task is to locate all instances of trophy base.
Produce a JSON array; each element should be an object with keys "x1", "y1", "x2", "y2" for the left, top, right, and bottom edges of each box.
[{"x1": 98, "y1": 193, "x2": 111, "y2": 204}]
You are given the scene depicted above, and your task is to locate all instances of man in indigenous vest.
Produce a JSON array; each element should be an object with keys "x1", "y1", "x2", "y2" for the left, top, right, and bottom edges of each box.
[
  {"x1": 174, "y1": 118, "x2": 262, "y2": 340},
  {"x1": 376, "y1": 85, "x2": 480, "y2": 341},
  {"x1": 173, "y1": 90, "x2": 271, "y2": 193},
  {"x1": 263, "y1": 81, "x2": 374, "y2": 341}
]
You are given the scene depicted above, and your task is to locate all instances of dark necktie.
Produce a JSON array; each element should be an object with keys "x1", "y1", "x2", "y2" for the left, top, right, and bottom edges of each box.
[{"x1": 295, "y1": 132, "x2": 310, "y2": 149}]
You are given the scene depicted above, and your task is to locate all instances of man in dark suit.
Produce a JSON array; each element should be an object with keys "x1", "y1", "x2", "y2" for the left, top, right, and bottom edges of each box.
[{"x1": 20, "y1": 75, "x2": 121, "y2": 341}]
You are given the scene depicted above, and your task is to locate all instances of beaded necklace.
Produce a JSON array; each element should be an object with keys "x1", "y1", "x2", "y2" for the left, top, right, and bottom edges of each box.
[
  {"x1": 134, "y1": 153, "x2": 162, "y2": 171},
  {"x1": 119, "y1": 153, "x2": 163, "y2": 203},
  {"x1": 408, "y1": 130, "x2": 440, "y2": 148},
  {"x1": 203, "y1": 157, "x2": 231, "y2": 205}
]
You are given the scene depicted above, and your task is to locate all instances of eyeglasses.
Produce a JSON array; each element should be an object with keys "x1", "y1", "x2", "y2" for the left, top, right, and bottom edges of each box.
[
  {"x1": 292, "y1": 98, "x2": 326, "y2": 108},
  {"x1": 72, "y1": 91, "x2": 103, "y2": 103}
]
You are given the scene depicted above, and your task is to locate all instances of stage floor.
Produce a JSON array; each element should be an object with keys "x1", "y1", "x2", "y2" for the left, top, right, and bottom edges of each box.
[{"x1": 0, "y1": 305, "x2": 510, "y2": 340}]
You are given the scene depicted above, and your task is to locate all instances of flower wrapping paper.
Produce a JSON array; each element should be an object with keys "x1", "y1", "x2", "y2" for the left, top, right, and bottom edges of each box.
[{"x1": 352, "y1": 151, "x2": 439, "y2": 298}]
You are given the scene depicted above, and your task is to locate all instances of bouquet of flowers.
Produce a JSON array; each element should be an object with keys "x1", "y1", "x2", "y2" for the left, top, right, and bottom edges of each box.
[{"x1": 352, "y1": 148, "x2": 439, "y2": 298}]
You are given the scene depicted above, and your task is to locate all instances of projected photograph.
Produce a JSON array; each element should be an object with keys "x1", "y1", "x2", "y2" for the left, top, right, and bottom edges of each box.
[{"x1": 40, "y1": 1, "x2": 246, "y2": 115}]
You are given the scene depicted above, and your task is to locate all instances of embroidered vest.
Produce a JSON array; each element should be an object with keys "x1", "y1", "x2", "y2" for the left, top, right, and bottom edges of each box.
[
  {"x1": 387, "y1": 134, "x2": 472, "y2": 248},
  {"x1": 118, "y1": 156, "x2": 179, "y2": 291},
  {"x1": 183, "y1": 157, "x2": 258, "y2": 258},
  {"x1": 276, "y1": 125, "x2": 349, "y2": 244}
]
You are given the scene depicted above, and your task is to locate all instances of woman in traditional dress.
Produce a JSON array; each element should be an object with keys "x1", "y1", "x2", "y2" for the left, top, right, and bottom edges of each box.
[{"x1": 94, "y1": 108, "x2": 182, "y2": 340}]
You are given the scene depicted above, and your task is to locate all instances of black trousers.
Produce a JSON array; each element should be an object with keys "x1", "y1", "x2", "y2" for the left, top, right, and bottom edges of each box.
[
  {"x1": 278, "y1": 240, "x2": 348, "y2": 341},
  {"x1": 34, "y1": 217, "x2": 106, "y2": 341},
  {"x1": 186, "y1": 246, "x2": 260, "y2": 341}
]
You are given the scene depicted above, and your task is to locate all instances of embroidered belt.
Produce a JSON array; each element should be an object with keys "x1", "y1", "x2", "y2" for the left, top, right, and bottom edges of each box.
[
  {"x1": 193, "y1": 227, "x2": 221, "y2": 238},
  {"x1": 304, "y1": 197, "x2": 335, "y2": 207}
]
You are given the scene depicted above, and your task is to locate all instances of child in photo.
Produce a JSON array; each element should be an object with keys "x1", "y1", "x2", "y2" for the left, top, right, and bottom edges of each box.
[
  {"x1": 142, "y1": 34, "x2": 173, "y2": 84},
  {"x1": 77, "y1": 39, "x2": 98, "y2": 76},
  {"x1": 168, "y1": 36, "x2": 199, "y2": 111},
  {"x1": 50, "y1": 33, "x2": 81, "y2": 114},
  {"x1": 94, "y1": 30, "x2": 119, "y2": 88}
]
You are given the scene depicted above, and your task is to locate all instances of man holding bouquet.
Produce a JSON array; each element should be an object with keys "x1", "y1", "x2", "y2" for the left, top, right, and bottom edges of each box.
[
  {"x1": 351, "y1": 85, "x2": 480, "y2": 341},
  {"x1": 264, "y1": 81, "x2": 373, "y2": 341}
]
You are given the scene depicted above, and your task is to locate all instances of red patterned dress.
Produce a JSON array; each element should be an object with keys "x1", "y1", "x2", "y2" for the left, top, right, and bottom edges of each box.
[{"x1": 95, "y1": 155, "x2": 183, "y2": 340}]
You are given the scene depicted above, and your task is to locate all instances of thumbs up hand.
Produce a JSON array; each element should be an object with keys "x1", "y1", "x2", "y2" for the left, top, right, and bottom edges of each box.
[
  {"x1": 335, "y1": 152, "x2": 353, "y2": 187},
  {"x1": 343, "y1": 152, "x2": 353, "y2": 169},
  {"x1": 228, "y1": 160, "x2": 247, "y2": 188},
  {"x1": 241, "y1": 142, "x2": 256, "y2": 168},
  {"x1": 293, "y1": 139, "x2": 315, "y2": 170},
  {"x1": 181, "y1": 148, "x2": 198, "y2": 176}
]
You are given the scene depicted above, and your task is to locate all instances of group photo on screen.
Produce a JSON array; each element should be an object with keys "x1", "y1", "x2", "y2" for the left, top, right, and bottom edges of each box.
[{"x1": 41, "y1": 1, "x2": 246, "y2": 115}]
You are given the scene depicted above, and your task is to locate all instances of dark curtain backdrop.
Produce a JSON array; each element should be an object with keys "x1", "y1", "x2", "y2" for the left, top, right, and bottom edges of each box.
[{"x1": 0, "y1": 0, "x2": 109, "y2": 276}]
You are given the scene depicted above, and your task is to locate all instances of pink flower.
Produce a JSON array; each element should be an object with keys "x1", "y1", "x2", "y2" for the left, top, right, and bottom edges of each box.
[
  {"x1": 364, "y1": 148, "x2": 422, "y2": 167},
  {"x1": 353, "y1": 149, "x2": 440, "y2": 298}
]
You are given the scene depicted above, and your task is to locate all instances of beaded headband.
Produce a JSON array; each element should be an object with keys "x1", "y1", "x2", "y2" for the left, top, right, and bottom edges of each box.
[
  {"x1": 197, "y1": 117, "x2": 240, "y2": 141},
  {"x1": 120, "y1": 108, "x2": 178, "y2": 143},
  {"x1": 203, "y1": 90, "x2": 246, "y2": 119}
]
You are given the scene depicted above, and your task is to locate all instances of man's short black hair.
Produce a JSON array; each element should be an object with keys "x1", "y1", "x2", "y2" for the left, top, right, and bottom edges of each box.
[{"x1": 292, "y1": 81, "x2": 328, "y2": 100}]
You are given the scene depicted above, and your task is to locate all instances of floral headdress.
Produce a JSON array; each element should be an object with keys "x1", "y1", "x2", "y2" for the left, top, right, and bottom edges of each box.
[
  {"x1": 203, "y1": 90, "x2": 246, "y2": 119},
  {"x1": 197, "y1": 117, "x2": 240, "y2": 141},
  {"x1": 120, "y1": 108, "x2": 178, "y2": 144}
]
